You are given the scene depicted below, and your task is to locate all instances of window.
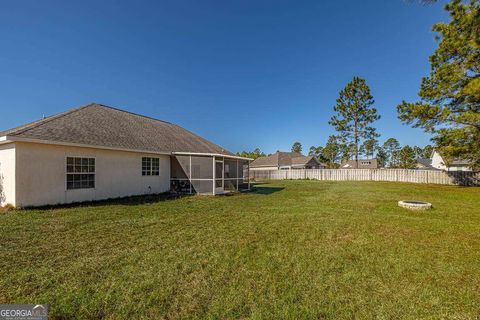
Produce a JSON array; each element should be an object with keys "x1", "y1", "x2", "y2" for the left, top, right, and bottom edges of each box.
[
  {"x1": 361, "y1": 161, "x2": 371, "y2": 165},
  {"x1": 66, "y1": 157, "x2": 95, "y2": 190},
  {"x1": 142, "y1": 157, "x2": 160, "y2": 176}
]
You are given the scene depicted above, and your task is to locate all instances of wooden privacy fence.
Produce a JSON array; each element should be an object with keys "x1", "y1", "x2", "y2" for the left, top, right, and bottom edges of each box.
[{"x1": 250, "y1": 169, "x2": 480, "y2": 186}]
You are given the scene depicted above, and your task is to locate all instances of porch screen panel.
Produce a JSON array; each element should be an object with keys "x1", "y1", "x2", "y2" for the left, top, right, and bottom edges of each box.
[
  {"x1": 238, "y1": 160, "x2": 250, "y2": 190},
  {"x1": 191, "y1": 156, "x2": 213, "y2": 179},
  {"x1": 191, "y1": 180, "x2": 213, "y2": 194},
  {"x1": 224, "y1": 159, "x2": 238, "y2": 179},
  {"x1": 224, "y1": 179, "x2": 237, "y2": 191},
  {"x1": 171, "y1": 156, "x2": 189, "y2": 179}
]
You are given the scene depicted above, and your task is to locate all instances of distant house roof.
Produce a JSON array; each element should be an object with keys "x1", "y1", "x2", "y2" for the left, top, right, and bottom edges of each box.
[
  {"x1": 416, "y1": 158, "x2": 442, "y2": 171},
  {"x1": 0, "y1": 103, "x2": 234, "y2": 156},
  {"x1": 250, "y1": 151, "x2": 321, "y2": 168},
  {"x1": 417, "y1": 158, "x2": 433, "y2": 167},
  {"x1": 341, "y1": 159, "x2": 378, "y2": 169},
  {"x1": 291, "y1": 155, "x2": 316, "y2": 166}
]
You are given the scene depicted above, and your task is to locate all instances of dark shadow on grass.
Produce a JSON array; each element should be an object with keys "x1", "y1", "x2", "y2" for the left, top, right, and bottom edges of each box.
[
  {"x1": 22, "y1": 192, "x2": 191, "y2": 211},
  {"x1": 251, "y1": 186, "x2": 284, "y2": 195},
  {"x1": 446, "y1": 171, "x2": 480, "y2": 186}
]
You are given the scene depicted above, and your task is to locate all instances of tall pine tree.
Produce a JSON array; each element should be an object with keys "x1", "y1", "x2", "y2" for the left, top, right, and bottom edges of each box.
[
  {"x1": 382, "y1": 138, "x2": 401, "y2": 167},
  {"x1": 322, "y1": 135, "x2": 341, "y2": 168},
  {"x1": 291, "y1": 142, "x2": 303, "y2": 154},
  {"x1": 329, "y1": 77, "x2": 380, "y2": 168},
  {"x1": 360, "y1": 139, "x2": 378, "y2": 159},
  {"x1": 397, "y1": 0, "x2": 480, "y2": 168}
]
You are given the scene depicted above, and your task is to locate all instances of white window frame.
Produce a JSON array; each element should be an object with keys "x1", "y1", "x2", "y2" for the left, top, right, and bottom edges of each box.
[
  {"x1": 65, "y1": 156, "x2": 96, "y2": 190},
  {"x1": 142, "y1": 157, "x2": 160, "y2": 176}
]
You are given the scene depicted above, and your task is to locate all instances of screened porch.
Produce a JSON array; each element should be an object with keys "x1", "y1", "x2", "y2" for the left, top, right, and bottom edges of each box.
[{"x1": 170, "y1": 153, "x2": 251, "y2": 195}]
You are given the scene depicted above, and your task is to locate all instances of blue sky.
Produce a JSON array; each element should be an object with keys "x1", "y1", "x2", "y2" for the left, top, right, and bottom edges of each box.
[{"x1": 0, "y1": 0, "x2": 448, "y2": 154}]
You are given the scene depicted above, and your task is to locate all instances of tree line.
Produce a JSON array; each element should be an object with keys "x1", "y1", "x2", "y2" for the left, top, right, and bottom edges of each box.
[
  {"x1": 306, "y1": 138, "x2": 433, "y2": 169},
  {"x1": 238, "y1": 0, "x2": 479, "y2": 170}
]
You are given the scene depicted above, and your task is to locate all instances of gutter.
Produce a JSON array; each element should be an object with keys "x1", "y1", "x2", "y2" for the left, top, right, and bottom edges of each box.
[
  {"x1": 172, "y1": 151, "x2": 252, "y2": 161},
  {"x1": 1, "y1": 136, "x2": 171, "y2": 156}
]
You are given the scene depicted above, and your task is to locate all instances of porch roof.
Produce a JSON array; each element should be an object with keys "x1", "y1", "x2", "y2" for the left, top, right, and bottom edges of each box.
[{"x1": 171, "y1": 152, "x2": 252, "y2": 161}]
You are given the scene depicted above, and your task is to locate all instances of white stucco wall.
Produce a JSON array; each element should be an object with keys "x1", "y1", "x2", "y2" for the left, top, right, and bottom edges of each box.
[
  {"x1": 431, "y1": 151, "x2": 447, "y2": 170},
  {"x1": 0, "y1": 143, "x2": 16, "y2": 206},
  {"x1": 14, "y1": 142, "x2": 171, "y2": 207}
]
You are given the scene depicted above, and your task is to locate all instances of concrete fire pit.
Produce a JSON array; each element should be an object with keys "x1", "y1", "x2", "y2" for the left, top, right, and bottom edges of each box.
[{"x1": 398, "y1": 200, "x2": 432, "y2": 210}]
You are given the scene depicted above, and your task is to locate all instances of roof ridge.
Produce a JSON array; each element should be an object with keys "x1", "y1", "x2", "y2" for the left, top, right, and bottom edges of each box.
[
  {"x1": 4, "y1": 103, "x2": 175, "y2": 137},
  {"x1": 93, "y1": 103, "x2": 172, "y2": 125},
  {"x1": 6, "y1": 103, "x2": 94, "y2": 136}
]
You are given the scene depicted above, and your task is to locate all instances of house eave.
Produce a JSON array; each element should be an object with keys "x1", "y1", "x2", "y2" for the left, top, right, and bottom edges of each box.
[{"x1": 4, "y1": 136, "x2": 172, "y2": 156}]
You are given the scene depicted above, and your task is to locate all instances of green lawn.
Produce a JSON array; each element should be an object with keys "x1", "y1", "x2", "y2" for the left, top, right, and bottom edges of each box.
[{"x1": 1, "y1": 181, "x2": 479, "y2": 319}]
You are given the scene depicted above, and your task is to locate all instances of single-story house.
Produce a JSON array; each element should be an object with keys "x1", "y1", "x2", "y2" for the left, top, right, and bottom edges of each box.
[
  {"x1": 249, "y1": 151, "x2": 324, "y2": 171},
  {"x1": 341, "y1": 159, "x2": 378, "y2": 169},
  {"x1": 0, "y1": 103, "x2": 251, "y2": 208}
]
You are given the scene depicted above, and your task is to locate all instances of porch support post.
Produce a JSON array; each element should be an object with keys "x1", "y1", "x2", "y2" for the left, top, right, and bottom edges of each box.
[
  {"x1": 212, "y1": 156, "x2": 216, "y2": 195},
  {"x1": 189, "y1": 155, "x2": 192, "y2": 194},
  {"x1": 248, "y1": 161, "x2": 250, "y2": 190}
]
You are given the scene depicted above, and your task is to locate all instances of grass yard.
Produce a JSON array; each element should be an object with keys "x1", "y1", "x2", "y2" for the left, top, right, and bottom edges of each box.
[{"x1": 1, "y1": 181, "x2": 479, "y2": 319}]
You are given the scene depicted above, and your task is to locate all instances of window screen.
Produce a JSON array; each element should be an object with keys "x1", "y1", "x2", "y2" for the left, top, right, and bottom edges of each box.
[
  {"x1": 66, "y1": 157, "x2": 95, "y2": 190},
  {"x1": 142, "y1": 157, "x2": 160, "y2": 176}
]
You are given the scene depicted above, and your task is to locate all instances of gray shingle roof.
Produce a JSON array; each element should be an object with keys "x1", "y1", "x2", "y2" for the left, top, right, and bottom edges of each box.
[
  {"x1": 417, "y1": 158, "x2": 433, "y2": 167},
  {"x1": 291, "y1": 155, "x2": 315, "y2": 166},
  {"x1": 0, "y1": 103, "x2": 233, "y2": 155}
]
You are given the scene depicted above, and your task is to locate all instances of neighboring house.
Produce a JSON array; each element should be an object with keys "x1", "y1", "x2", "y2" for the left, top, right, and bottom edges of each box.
[
  {"x1": 415, "y1": 158, "x2": 440, "y2": 170},
  {"x1": 249, "y1": 151, "x2": 324, "y2": 171},
  {"x1": 341, "y1": 159, "x2": 378, "y2": 169},
  {"x1": 430, "y1": 150, "x2": 472, "y2": 172},
  {"x1": 0, "y1": 103, "x2": 251, "y2": 207},
  {"x1": 415, "y1": 150, "x2": 472, "y2": 171}
]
